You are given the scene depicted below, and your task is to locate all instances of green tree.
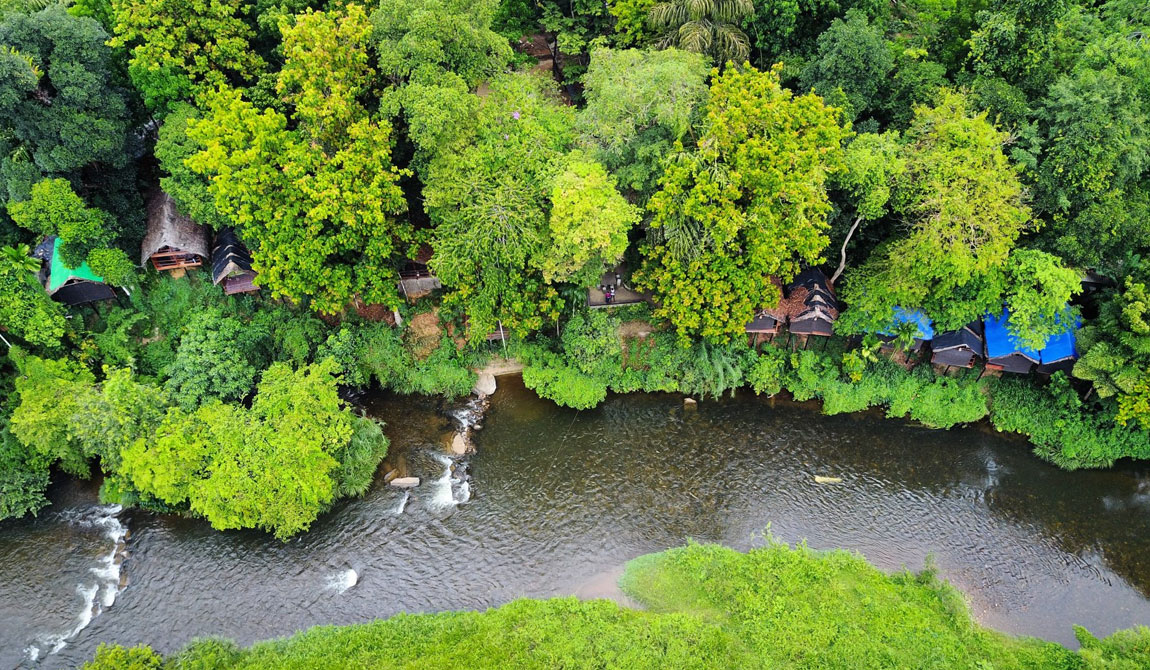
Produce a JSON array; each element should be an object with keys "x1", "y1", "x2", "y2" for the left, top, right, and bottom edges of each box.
[
  {"x1": 164, "y1": 308, "x2": 258, "y2": 409},
  {"x1": 542, "y1": 153, "x2": 638, "y2": 286},
  {"x1": 1001, "y1": 249, "x2": 1082, "y2": 350},
  {"x1": 187, "y1": 20, "x2": 411, "y2": 314},
  {"x1": 0, "y1": 6, "x2": 136, "y2": 232},
  {"x1": 839, "y1": 91, "x2": 1032, "y2": 334},
  {"x1": 154, "y1": 103, "x2": 228, "y2": 231},
  {"x1": 8, "y1": 179, "x2": 113, "y2": 267},
  {"x1": 86, "y1": 248, "x2": 136, "y2": 287},
  {"x1": 636, "y1": 64, "x2": 849, "y2": 341},
  {"x1": 424, "y1": 72, "x2": 574, "y2": 341},
  {"x1": 1075, "y1": 263, "x2": 1150, "y2": 430},
  {"x1": 648, "y1": 0, "x2": 753, "y2": 65},
  {"x1": 122, "y1": 359, "x2": 384, "y2": 539},
  {"x1": 0, "y1": 415, "x2": 52, "y2": 520},
  {"x1": 108, "y1": 0, "x2": 264, "y2": 113},
  {"x1": 8, "y1": 351, "x2": 97, "y2": 477},
  {"x1": 577, "y1": 47, "x2": 709, "y2": 198},
  {"x1": 0, "y1": 245, "x2": 66, "y2": 349},
  {"x1": 371, "y1": 0, "x2": 511, "y2": 87},
  {"x1": 829, "y1": 131, "x2": 904, "y2": 284},
  {"x1": 800, "y1": 9, "x2": 893, "y2": 122}
]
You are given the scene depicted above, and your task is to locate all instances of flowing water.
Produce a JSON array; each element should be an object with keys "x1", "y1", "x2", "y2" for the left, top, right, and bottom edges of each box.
[{"x1": 3, "y1": 377, "x2": 1150, "y2": 668}]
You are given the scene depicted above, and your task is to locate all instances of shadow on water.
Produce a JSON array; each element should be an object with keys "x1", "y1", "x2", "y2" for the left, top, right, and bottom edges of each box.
[{"x1": 2, "y1": 376, "x2": 1149, "y2": 667}]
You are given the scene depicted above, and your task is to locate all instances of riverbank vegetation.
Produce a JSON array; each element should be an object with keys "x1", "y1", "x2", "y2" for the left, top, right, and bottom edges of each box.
[
  {"x1": 2, "y1": 0, "x2": 1150, "y2": 533},
  {"x1": 83, "y1": 541, "x2": 1150, "y2": 668}
]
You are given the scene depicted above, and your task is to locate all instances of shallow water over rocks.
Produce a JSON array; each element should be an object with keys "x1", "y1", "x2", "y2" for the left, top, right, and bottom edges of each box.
[{"x1": 2, "y1": 377, "x2": 1149, "y2": 667}]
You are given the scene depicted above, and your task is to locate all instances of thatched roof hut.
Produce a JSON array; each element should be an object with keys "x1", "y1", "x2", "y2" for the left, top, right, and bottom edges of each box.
[
  {"x1": 141, "y1": 192, "x2": 209, "y2": 271},
  {"x1": 210, "y1": 228, "x2": 258, "y2": 295}
]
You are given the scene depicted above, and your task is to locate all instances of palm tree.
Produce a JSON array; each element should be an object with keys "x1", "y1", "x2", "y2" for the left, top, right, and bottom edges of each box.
[
  {"x1": 2, "y1": 244, "x2": 40, "y2": 274},
  {"x1": 649, "y1": 0, "x2": 753, "y2": 65}
]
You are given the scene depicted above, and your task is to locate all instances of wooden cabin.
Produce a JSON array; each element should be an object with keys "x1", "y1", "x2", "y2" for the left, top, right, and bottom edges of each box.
[
  {"x1": 931, "y1": 321, "x2": 984, "y2": 368},
  {"x1": 745, "y1": 309, "x2": 782, "y2": 335},
  {"x1": 141, "y1": 192, "x2": 209, "y2": 272},
  {"x1": 210, "y1": 228, "x2": 259, "y2": 295},
  {"x1": 786, "y1": 268, "x2": 838, "y2": 336},
  {"x1": 984, "y1": 310, "x2": 1039, "y2": 373},
  {"x1": 878, "y1": 307, "x2": 934, "y2": 353},
  {"x1": 588, "y1": 264, "x2": 652, "y2": 308},
  {"x1": 45, "y1": 238, "x2": 115, "y2": 306}
]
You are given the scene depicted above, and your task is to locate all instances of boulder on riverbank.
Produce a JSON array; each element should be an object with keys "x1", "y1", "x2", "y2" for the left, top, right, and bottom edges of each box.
[
  {"x1": 473, "y1": 372, "x2": 497, "y2": 397},
  {"x1": 684, "y1": 397, "x2": 697, "y2": 409},
  {"x1": 389, "y1": 477, "x2": 420, "y2": 488}
]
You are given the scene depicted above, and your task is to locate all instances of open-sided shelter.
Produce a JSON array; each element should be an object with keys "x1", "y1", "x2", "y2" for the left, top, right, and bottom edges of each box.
[
  {"x1": 141, "y1": 192, "x2": 209, "y2": 272},
  {"x1": 931, "y1": 321, "x2": 985, "y2": 368},
  {"x1": 45, "y1": 238, "x2": 115, "y2": 305},
  {"x1": 210, "y1": 228, "x2": 258, "y2": 295}
]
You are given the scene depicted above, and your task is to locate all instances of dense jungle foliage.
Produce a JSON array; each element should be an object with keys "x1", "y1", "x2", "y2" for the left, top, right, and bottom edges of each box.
[
  {"x1": 2, "y1": 0, "x2": 1150, "y2": 537},
  {"x1": 83, "y1": 541, "x2": 1150, "y2": 669}
]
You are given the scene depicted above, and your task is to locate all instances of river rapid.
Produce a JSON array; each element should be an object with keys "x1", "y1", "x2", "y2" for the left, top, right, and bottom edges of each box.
[{"x1": 2, "y1": 377, "x2": 1149, "y2": 668}]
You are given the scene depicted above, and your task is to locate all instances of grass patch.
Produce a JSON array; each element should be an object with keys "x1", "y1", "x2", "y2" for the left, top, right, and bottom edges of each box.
[{"x1": 87, "y1": 542, "x2": 1150, "y2": 669}]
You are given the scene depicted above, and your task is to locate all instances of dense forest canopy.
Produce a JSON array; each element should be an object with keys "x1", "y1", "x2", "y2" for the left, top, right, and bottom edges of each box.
[{"x1": 1, "y1": 0, "x2": 1149, "y2": 536}]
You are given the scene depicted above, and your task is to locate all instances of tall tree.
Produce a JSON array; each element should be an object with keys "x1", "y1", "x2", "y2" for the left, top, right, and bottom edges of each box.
[
  {"x1": 838, "y1": 91, "x2": 1034, "y2": 333},
  {"x1": 0, "y1": 7, "x2": 137, "y2": 235},
  {"x1": 648, "y1": 0, "x2": 753, "y2": 65},
  {"x1": 8, "y1": 179, "x2": 112, "y2": 267},
  {"x1": 108, "y1": 0, "x2": 264, "y2": 113},
  {"x1": 542, "y1": 152, "x2": 638, "y2": 286},
  {"x1": 829, "y1": 131, "x2": 904, "y2": 284},
  {"x1": 637, "y1": 64, "x2": 849, "y2": 341},
  {"x1": 800, "y1": 9, "x2": 893, "y2": 123},
  {"x1": 423, "y1": 72, "x2": 575, "y2": 342},
  {"x1": 371, "y1": 0, "x2": 511, "y2": 87},
  {"x1": 577, "y1": 47, "x2": 709, "y2": 199},
  {"x1": 0, "y1": 245, "x2": 66, "y2": 349},
  {"x1": 187, "y1": 5, "x2": 411, "y2": 315}
]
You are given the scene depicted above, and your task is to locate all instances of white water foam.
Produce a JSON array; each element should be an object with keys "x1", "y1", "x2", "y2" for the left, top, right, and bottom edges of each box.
[
  {"x1": 429, "y1": 453, "x2": 458, "y2": 509},
  {"x1": 326, "y1": 568, "x2": 358, "y2": 594},
  {"x1": 393, "y1": 490, "x2": 410, "y2": 515},
  {"x1": 26, "y1": 505, "x2": 128, "y2": 662}
]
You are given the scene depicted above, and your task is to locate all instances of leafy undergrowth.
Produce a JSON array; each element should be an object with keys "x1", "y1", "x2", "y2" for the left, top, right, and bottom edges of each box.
[{"x1": 86, "y1": 542, "x2": 1149, "y2": 670}]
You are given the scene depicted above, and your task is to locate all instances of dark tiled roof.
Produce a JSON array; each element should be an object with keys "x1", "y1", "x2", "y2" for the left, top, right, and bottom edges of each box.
[{"x1": 210, "y1": 228, "x2": 254, "y2": 286}]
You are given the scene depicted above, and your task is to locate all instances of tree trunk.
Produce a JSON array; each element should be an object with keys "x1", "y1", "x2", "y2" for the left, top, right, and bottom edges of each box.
[{"x1": 830, "y1": 215, "x2": 864, "y2": 285}]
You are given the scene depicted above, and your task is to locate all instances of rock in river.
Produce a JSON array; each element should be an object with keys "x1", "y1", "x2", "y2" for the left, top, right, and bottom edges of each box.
[
  {"x1": 473, "y1": 372, "x2": 497, "y2": 397},
  {"x1": 451, "y1": 433, "x2": 469, "y2": 455},
  {"x1": 389, "y1": 477, "x2": 420, "y2": 488}
]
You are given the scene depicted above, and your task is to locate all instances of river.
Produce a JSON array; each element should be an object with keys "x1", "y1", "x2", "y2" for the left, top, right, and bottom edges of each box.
[{"x1": 2, "y1": 377, "x2": 1149, "y2": 668}]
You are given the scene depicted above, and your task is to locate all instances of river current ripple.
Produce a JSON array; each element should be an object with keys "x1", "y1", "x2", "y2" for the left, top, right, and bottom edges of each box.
[{"x1": 2, "y1": 377, "x2": 1149, "y2": 667}]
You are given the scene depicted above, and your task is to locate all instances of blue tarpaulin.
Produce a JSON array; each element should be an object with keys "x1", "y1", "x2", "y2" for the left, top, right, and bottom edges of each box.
[
  {"x1": 879, "y1": 307, "x2": 934, "y2": 340},
  {"x1": 984, "y1": 309, "x2": 1040, "y2": 360},
  {"x1": 984, "y1": 308, "x2": 1079, "y2": 363},
  {"x1": 1038, "y1": 315, "x2": 1081, "y2": 363}
]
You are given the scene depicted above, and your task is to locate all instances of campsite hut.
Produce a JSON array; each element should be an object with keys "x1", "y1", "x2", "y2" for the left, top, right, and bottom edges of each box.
[
  {"x1": 399, "y1": 245, "x2": 442, "y2": 299},
  {"x1": 141, "y1": 192, "x2": 209, "y2": 272},
  {"x1": 45, "y1": 238, "x2": 115, "y2": 306},
  {"x1": 786, "y1": 268, "x2": 838, "y2": 336},
  {"x1": 745, "y1": 278, "x2": 787, "y2": 338},
  {"x1": 588, "y1": 264, "x2": 651, "y2": 308},
  {"x1": 931, "y1": 321, "x2": 985, "y2": 368},
  {"x1": 1035, "y1": 317, "x2": 1081, "y2": 375},
  {"x1": 877, "y1": 307, "x2": 934, "y2": 353},
  {"x1": 983, "y1": 310, "x2": 1040, "y2": 373},
  {"x1": 210, "y1": 228, "x2": 258, "y2": 295}
]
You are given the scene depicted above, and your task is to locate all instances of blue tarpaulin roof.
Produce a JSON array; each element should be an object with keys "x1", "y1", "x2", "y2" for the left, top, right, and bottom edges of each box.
[
  {"x1": 879, "y1": 307, "x2": 934, "y2": 340},
  {"x1": 1038, "y1": 315, "x2": 1081, "y2": 363},
  {"x1": 984, "y1": 308, "x2": 1079, "y2": 363},
  {"x1": 984, "y1": 309, "x2": 1040, "y2": 361}
]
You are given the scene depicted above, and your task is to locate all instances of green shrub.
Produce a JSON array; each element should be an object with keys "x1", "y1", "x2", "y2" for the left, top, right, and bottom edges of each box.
[
  {"x1": 523, "y1": 359, "x2": 609, "y2": 409},
  {"x1": 82, "y1": 643, "x2": 162, "y2": 670},
  {"x1": 747, "y1": 345, "x2": 787, "y2": 396}
]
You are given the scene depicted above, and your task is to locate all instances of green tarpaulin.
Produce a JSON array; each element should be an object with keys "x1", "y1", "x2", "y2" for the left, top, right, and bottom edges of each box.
[{"x1": 47, "y1": 239, "x2": 104, "y2": 293}]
